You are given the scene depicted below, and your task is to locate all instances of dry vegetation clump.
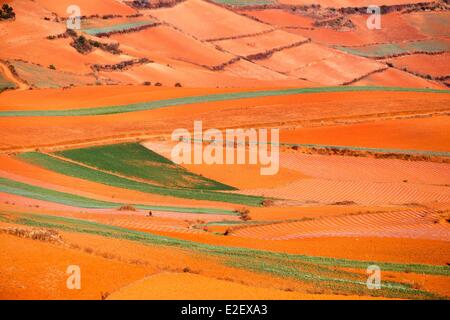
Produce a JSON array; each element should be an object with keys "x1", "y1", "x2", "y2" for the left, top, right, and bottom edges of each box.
[
  {"x1": 101, "y1": 292, "x2": 110, "y2": 300},
  {"x1": 331, "y1": 201, "x2": 356, "y2": 206},
  {"x1": 0, "y1": 4, "x2": 15, "y2": 21},
  {"x1": 262, "y1": 199, "x2": 274, "y2": 207},
  {"x1": 0, "y1": 227, "x2": 63, "y2": 243},
  {"x1": 235, "y1": 207, "x2": 251, "y2": 221},
  {"x1": 118, "y1": 204, "x2": 137, "y2": 211},
  {"x1": 91, "y1": 58, "x2": 150, "y2": 72},
  {"x1": 128, "y1": 0, "x2": 185, "y2": 10}
]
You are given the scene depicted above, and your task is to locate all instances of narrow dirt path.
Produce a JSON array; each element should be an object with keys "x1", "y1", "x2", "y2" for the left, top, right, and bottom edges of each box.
[{"x1": 0, "y1": 61, "x2": 28, "y2": 91}]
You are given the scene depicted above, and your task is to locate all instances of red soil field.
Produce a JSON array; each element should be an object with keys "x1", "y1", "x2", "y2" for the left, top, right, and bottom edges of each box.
[
  {"x1": 248, "y1": 205, "x2": 410, "y2": 221},
  {"x1": 385, "y1": 53, "x2": 450, "y2": 78},
  {"x1": 280, "y1": 115, "x2": 450, "y2": 152},
  {"x1": 254, "y1": 43, "x2": 384, "y2": 85},
  {"x1": 280, "y1": 152, "x2": 450, "y2": 185},
  {"x1": 33, "y1": 0, "x2": 135, "y2": 16},
  {"x1": 111, "y1": 25, "x2": 235, "y2": 68},
  {"x1": 0, "y1": 231, "x2": 149, "y2": 300},
  {"x1": 352, "y1": 68, "x2": 445, "y2": 89},
  {"x1": 232, "y1": 209, "x2": 450, "y2": 241},
  {"x1": 238, "y1": 9, "x2": 314, "y2": 29},
  {"x1": 1, "y1": 90, "x2": 449, "y2": 151},
  {"x1": 149, "y1": 0, "x2": 272, "y2": 41},
  {"x1": 107, "y1": 272, "x2": 376, "y2": 300},
  {"x1": 152, "y1": 228, "x2": 450, "y2": 265},
  {"x1": 212, "y1": 29, "x2": 308, "y2": 57},
  {"x1": 238, "y1": 178, "x2": 450, "y2": 205},
  {"x1": 259, "y1": 12, "x2": 427, "y2": 47},
  {"x1": 402, "y1": 11, "x2": 450, "y2": 38},
  {"x1": 0, "y1": 86, "x2": 246, "y2": 110},
  {"x1": 142, "y1": 141, "x2": 307, "y2": 190},
  {"x1": 98, "y1": 58, "x2": 309, "y2": 88}
]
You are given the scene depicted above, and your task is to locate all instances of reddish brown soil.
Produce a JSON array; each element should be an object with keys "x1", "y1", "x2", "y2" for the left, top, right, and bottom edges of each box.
[
  {"x1": 280, "y1": 115, "x2": 450, "y2": 152},
  {"x1": 385, "y1": 53, "x2": 450, "y2": 78}
]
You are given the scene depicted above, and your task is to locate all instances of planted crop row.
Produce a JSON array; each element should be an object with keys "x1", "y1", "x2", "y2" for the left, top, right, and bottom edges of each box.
[
  {"x1": 17, "y1": 152, "x2": 264, "y2": 206},
  {"x1": 55, "y1": 143, "x2": 235, "y2": 191}
]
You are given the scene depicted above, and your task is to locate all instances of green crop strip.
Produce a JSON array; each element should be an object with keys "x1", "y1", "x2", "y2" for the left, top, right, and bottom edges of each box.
[
  {"x1": 0, "y1": 176, "x2": 236, "y2": 215},
  {"x1": 335, "y1": 40, "x2": 450, "y2": 58},
  {"x1": 2, "y1": 211, "x2": 447, "y2": 299},
  {"x1": 1, "y1": 86, "x2": 448, "y2": 117},
  {"x1": 55, "y1": 143, "x2": 235, "y2": 191},
  {"x1": 82, "y1": 21, "x2": 156, "y2": 36},
  {"x1": 16, "y1": 153, "x2": 264, "y2": 206}
]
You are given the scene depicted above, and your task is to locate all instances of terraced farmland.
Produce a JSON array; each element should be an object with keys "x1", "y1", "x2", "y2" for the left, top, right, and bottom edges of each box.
[{"x1": 1, "y1": 0, "x2": 449, "y2": 301}]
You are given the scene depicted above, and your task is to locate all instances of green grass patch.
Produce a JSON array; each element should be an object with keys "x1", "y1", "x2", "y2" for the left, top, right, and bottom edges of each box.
[
  {"x1": 1, "y1": 86, "x2": 448, "y2": 117},
  {"x1": 0, "y1": 176, "x2": 236, "y2": 215},
  {"x1": 55, "y1": 143, "x2": 234, "y2": 190},
  {"x1": 2, "y1": 211, "x2": 448, "y2": 299},
  {"x1": 16, "y1": 152, "x2": 264, "y2": 206},
  {"x1": 335, "y1": 39, "x2": 450, "y2": 58}
]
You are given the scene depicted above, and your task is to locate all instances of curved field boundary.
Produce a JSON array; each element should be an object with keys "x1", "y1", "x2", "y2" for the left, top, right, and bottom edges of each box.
[
  {"x1": 2, "y1": 211, "x2": 448, "y2": 299},
  {"x1": 0, "y1": 86, "x2": 448, "y2": 117},
  {"x1": 16, "y1": 152, "x2": 264, "y2": 206},
  {"x1": 0, "y1": 176, "x2": 236, "y2": 215}
]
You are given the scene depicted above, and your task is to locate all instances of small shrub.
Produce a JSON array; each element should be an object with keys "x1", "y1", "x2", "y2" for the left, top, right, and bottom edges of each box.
[
  {"x1": 49, "y1": 64, "x2": 56, "y2": 70},
  {"x1": 174, "y1": 82, "x2": 182, "y2": 87},
  {"x1": 101, "y1": 292, "x2": 110, "y2": 300},
  {"x1": 0, "y1": 4, "x2": 15, "y2": 20},
  {"x1": 235, "y1": 207, "x2": 251, "y2": 221},
  {"x1": 118, "y1": 204, "x2": 137, "y2": 211},
  {"x1": 84, "y1": 247, "x2": 94, "y2": 254},
  {"x1": 71, "y1": 35, "x2": 93, "y2": 54},
  {"x1": 154, "y1": 82, "x2": 162, "y2": 86}
]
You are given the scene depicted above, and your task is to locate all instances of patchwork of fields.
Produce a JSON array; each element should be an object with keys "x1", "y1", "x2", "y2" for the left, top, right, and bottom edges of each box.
[{"x1": 0, "y1": 0, "x2": 449, "y2": 301}]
